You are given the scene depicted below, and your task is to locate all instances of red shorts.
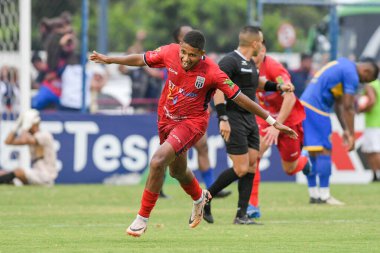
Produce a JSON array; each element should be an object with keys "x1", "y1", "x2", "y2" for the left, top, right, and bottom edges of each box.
[
  {"x1": 259, "y1": 122, "x2": 304, "y2": 162},
  {"x1": 158, "y1": 115, "x2": 208, "y2": 155}
]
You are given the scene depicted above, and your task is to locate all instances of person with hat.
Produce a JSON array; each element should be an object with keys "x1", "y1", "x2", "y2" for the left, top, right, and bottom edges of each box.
[{"x1": 0, "y1": 109, "x2": 58, "y2": 186}]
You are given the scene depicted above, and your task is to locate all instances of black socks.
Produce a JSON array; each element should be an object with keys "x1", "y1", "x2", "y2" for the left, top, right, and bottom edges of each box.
[
  {"x1": 207, "y1": 168, "x2": 255, "y2": 219},
  {"x1": 0, "y1": 172, "x2": 16, "y2": 184},
  {"x1": 236, "y1": 172, "x2": 255, "y2": 218},
  {"x1": 208, "y1": 167, "x2": 239, "y2": 197}
]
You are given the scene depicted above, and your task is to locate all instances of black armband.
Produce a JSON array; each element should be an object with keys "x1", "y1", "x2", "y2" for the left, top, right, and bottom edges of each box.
[
  {"x1": 264, "y1": 81, "x2": 278, "y2": 91},
  {"x1": 215, "y1": 103, "x2": 227, "y2": 118}
]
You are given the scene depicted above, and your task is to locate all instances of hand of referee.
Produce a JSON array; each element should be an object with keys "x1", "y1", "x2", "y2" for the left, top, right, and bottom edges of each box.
[
  {"x1": 219, "y1": 121, "x2": 231, "y2": 142},
  {"x1": 262, "y1": 126, "x2": 280, "y2": 146},
  {"x1": 273, "y1": 122, "x2": 298, "y2": 139}
]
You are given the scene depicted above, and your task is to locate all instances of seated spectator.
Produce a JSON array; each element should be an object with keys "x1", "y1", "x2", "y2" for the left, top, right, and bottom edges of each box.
[{"x1": 0, "y1": 109, "x2": 58, "y2": 186}]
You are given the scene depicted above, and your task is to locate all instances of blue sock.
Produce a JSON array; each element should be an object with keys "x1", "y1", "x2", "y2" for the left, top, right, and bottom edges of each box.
[
  {"x1": 201, "y1": 169, "x2": 214, "y2": 189},
  {"x1": 316, "y1": 155, "x2": 332, "y2": 188},
  {"x1": 306, "y1": 156, "x2": 317, "y2": 187}
]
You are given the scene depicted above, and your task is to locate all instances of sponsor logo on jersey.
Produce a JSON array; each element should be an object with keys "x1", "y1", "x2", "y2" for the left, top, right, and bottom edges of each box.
[
  {"x1": 241, "y1": 68, "x2": 253, "y2": 73},
  {"x1": 168, "y1": 68, "x2": 178, "y2": 75},
  {"x1": 223, "y1": 79, "x2": 235, "y2": 90},
  {"x1": 195, "y1": 76, "x2": 205, "y2": 89},
  {"x1": 168, "y1": 80, "x2": 198, "y2": 103},
  {"x1": 241, "y1": 61, "x2": 248, "y2": 66}
]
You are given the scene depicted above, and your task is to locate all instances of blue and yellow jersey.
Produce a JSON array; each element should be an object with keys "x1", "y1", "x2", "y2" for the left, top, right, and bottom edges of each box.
[{"x1": 300, "y1": 58, "x2": 359, "y2": 115}]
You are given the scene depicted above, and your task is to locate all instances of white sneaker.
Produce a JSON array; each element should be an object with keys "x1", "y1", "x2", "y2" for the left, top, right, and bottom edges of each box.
[
  {"x1": 126, "y1": 215, "x2": 148, "y2": 237},
  {"x1": 322, "y1": 196, "x2": 345, "y2": 206},
  {"x1": 189, "y1": 189, "x2": 211, "y2": 228}
]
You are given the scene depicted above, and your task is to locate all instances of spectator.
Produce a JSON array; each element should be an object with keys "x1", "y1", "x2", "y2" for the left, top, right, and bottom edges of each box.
[
  {"x1": 119, "y1": 30, "x2": 149, "y2": 100},
  {"x1": 119, "y1": 30, "x2": 165, "y2": 111},
  {"x1": 32, "y1": 12, "x2": 77, "y2": 110},
  {"x1": 60, "y1": 56, "x2": 107, "y2": 112},
  {"x1": 31, "y1": 52, "x2": 48, "y2": 90},
  {"x1": 0, "y1": 66, "x2": 20, "y2": 117},
  {"x1": 89, "y1": 65, "x2": 108, "y2": 113},
  {"x1": 0, "y1": 109, "x2": 58, "y2": 186},
  {"x1": 289, "y1": 53, "x2": 313, "y2": 98}
]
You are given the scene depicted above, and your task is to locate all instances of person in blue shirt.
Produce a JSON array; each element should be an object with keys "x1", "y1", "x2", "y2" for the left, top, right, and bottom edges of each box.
[{"x1": 300, "y1": 57, "x2": 379, "y2": 205}]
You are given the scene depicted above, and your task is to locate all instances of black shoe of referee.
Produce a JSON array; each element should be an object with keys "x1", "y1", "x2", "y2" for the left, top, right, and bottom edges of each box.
[{"x1": 203, "y1": 201, "x2": 214, "y2": 224}]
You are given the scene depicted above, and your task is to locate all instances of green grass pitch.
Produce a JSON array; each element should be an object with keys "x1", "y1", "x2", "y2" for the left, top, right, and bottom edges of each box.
[{"x1": 0, "y1": 183, "x2": 379, "y2": 253}]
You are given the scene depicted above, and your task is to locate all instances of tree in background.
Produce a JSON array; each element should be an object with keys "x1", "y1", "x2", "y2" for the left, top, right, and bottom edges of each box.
[{"x1": 31, "y1": 0, "x2": 327, "y2": 53}]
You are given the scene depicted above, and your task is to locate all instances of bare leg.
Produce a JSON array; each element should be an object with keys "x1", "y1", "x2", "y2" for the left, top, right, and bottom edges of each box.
[
  {"x1": 169, "y1": 152, "x2": 195, "y2": 185},
  {"x1": 366, "y1": 152, "x2": 380, "y2": 181},
  {"x1": 145, "y1": 142, "x2": 176, "y2": 193},
  {"x1": 194, "y1": 134, "x2": 210, "y2": 171}
]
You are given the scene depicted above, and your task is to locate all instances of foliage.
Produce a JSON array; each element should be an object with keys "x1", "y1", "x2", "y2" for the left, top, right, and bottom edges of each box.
[{"x1": 30, "y1": 0, "x2": 327, "y2": 53}]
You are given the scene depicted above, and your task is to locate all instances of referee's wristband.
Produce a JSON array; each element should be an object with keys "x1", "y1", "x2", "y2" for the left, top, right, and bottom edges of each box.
[
  {"x1": 215, "y1": 103, "x2": 227, "y2": 118},
  {"x1": 265, "y1": 115, "x2": 277, "y2": 126},
  {"x1": 264, "y1": 81, "x2": 278, "y2": 91}
]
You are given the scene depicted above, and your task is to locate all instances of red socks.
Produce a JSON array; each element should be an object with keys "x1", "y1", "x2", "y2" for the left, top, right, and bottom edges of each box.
[
  {"x1": 138, "y1": 189, "x2": 160, "y2": 218},
  {"x1": 180, "y1": 177, "x2": 203, "y2": 201},
  {"x1": 138, "y1": 177, "x2": 202, "y2": 218},
  {"x1": 249, "y1": 159, "x2": 261, "y2": 207},
  {"x1": 287, "y1": 155, "x2": 308, "y2": 176}
]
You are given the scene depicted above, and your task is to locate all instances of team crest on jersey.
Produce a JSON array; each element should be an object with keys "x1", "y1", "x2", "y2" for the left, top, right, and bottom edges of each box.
[{"x1": 195, "y1": 76, "x2": 205, "y2": 89}]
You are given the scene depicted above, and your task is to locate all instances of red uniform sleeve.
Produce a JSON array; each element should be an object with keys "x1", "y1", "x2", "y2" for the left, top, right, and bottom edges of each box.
[
  {"x1": 265, "y1": 56, "x2": 291, "y2": 84},
  {"x1": 213, "y1": 68, "x2": 241, "y2": 99},
  {"x1": 144, "y1": 44, "x2": 173, "y2": 68}
]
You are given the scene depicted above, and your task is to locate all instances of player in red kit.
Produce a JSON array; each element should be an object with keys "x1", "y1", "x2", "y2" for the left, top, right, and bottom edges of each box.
[
  {"x1": 247, "y1": 44, "x2": 311, "y2": 219},
  {"x1": 90, "y1": 30, "x2": 297, "y2": 237}
]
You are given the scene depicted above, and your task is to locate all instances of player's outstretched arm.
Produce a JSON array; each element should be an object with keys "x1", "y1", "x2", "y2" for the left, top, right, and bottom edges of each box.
[
  {"x1": 233, "y1": 93, "x2": 298, "y2": 139},
  {"x1": 89, "y1": 51, "x2": 146, "y2": 66}
]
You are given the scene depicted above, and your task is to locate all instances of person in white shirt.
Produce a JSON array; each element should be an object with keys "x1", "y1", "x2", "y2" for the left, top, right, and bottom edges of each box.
[
  {"x1": 59, "y1": 60, "x2": 106, "y2": 112},
  {"x1": 0, "y1": 109, "x2": 58, "y2": 186}
]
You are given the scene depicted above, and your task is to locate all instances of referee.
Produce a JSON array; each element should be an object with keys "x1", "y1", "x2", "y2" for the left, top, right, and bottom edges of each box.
[{"x1": 204, "y1": 26, "x2": 293, "y2": 224}]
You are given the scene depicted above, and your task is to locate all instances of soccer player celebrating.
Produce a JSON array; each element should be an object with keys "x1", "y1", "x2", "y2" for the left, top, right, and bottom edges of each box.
[
  {"x1": 159, "y1": 25, "x2": 231, "y2": 198},
  {"x1": 89, "y1": 30, "x2": 297, "y2": 237},
  {"x1": 247, "y1": 44, "x2": 310, "y2": 219},
  {"x1": 301, "y1": 57, "x2": 378, "y2": 204}
]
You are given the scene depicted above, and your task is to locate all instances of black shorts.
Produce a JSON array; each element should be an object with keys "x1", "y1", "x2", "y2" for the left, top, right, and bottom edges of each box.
[{"x1": 225, "y1": 110, "x2": 260, "y2": 155}]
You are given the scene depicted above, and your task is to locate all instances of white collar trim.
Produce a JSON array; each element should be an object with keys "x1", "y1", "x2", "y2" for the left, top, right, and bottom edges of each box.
[{"x1": 234, "y1": 49, "x2": 248, "y2": 61}]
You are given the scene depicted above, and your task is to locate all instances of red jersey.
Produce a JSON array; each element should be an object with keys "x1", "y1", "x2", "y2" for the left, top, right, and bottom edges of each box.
[
  {"x1": 256, "y1": 55, "x2": 305, "y2": 126},
  {"x1": 144, "y1": 43, "x2": 240, "y2": 121}
]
